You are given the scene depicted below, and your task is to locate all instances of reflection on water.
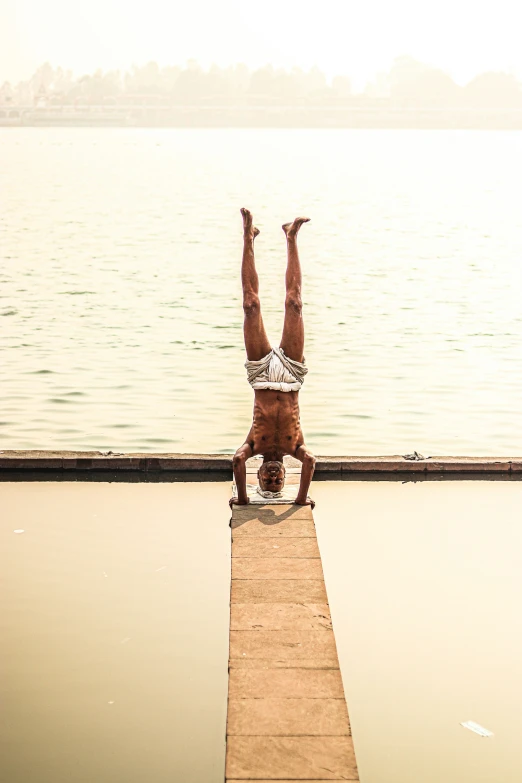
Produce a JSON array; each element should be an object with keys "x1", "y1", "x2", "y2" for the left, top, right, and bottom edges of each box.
[
  {"x1": 313, "y1": 481, "x2": 522, "y2": 783},
  {"x1": 2, "y1": 128, "x2": 522, "y2": 454},
  {"x1": 0, "y1": 482, "x2": 231, "y2": 783}
]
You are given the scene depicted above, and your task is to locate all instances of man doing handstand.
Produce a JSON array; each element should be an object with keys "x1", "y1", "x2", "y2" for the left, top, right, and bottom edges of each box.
[{"x1": 231, "y1": 208, "x2": 316, "y2": 507}]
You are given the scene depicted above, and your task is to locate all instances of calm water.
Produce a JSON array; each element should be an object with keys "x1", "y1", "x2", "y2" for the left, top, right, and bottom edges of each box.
[
  {"x1": 2, "y1": 128, "x2": 522, "y2": 454},
  {"x1": 314, "y1": 480, "x2": 522, "y2": 783},
  {"x1": 0, "y1": 482, "x2": 231, "y2": 783}
]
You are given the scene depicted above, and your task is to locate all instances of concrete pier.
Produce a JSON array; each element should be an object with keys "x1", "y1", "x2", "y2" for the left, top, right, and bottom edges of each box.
[{"x1": 226, "y1": 462, "x2": 359, "y2": 781}]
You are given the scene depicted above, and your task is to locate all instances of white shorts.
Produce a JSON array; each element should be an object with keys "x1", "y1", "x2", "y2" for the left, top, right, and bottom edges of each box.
[{"x1": 245, "y1": 347, "x2": 308, "y2": 392}]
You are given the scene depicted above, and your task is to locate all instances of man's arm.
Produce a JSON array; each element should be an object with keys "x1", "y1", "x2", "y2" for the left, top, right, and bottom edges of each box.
[
  {"x1": 231, "y1": 442, "x2": 253, "y2": 506},
  {"x1": 295, "y1": 445, "x2": 316, "y2": 507}
]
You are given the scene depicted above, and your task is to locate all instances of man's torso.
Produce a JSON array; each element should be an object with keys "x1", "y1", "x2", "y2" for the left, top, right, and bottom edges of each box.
[{"x1": 247, "y1": 389, "x2": 303, "y2": 457}]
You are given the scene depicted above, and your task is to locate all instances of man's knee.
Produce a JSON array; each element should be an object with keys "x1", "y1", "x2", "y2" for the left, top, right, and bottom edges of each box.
[
  {"x1": 243, "y1": 293, "x2": 260, "y2": 318},
  {"x1": 285, "y1": 292, "x2": 302, "y2": 316}
]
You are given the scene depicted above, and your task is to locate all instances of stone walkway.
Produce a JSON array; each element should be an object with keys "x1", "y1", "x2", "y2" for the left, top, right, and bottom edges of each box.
[{"x1": 226, "y1": 469, "x2": 359, "y2": 781}]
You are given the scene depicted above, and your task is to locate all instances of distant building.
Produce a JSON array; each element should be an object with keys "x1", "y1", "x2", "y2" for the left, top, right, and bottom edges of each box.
[
  {"x1": 0, "y1": 82, "x2": 14, "y2": 105},
  {"x1": 34, "y1": 85, "x2": 48, "y2": 107},
  {"x1": 365, "y1": 73, "x2": 391, "y2": 100}
]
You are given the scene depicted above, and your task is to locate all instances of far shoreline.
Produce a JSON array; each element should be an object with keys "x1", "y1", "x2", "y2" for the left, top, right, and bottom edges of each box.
[{"x1": 2, "y1": 106, "x2": 522, "y2": 130}]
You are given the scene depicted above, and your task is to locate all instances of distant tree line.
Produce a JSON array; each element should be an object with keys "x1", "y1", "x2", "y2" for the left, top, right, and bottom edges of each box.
[{"x1": 2, "y1": 57, "x2": 522, "y2": 108}]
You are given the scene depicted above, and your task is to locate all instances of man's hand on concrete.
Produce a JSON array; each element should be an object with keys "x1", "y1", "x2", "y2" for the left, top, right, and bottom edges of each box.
[
  {"x1": 295, "y1": 496, "x2": 315, "y2": 509},
  {"x1": 229, "y1": 496, "x2": 250, "y2": 508}
]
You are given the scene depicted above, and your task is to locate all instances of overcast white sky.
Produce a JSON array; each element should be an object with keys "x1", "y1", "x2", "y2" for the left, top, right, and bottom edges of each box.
[{"x1": 2, "y1": 0, "x2": 521, "y2": 87}]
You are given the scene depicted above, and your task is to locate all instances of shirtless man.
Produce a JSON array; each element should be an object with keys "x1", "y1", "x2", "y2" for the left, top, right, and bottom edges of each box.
[{"x1": 231, "y1": 208, "x2": 316, "y2": 507}]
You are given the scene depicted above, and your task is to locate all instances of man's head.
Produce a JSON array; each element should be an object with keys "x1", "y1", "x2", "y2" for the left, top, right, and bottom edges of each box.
[{"x1": 258, "y1": 460, "x2": 286, "y2": 493}]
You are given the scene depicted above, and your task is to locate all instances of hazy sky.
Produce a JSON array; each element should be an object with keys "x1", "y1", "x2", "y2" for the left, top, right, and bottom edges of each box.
[{"x1": 2, "y1": 0, "x2": 521, "y2": 87}]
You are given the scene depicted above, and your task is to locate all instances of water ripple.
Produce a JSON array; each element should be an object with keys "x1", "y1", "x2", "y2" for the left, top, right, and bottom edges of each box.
[{"x1": 1, "y1": 127, "x2": 522, "y2": 454}]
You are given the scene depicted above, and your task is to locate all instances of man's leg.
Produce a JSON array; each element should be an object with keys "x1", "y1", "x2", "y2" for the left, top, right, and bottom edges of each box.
[
  {"x1": 280, "y1": 217, "x2": 310, "y2": 362},
  {"x1": 241, "y1": 208, "x2": 271, "y2": 361}
]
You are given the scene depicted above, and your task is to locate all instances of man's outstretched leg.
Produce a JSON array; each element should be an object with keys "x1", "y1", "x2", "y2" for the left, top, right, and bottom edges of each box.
[
  {"x1": 241, "y1": 208, "x2": 271, "y2": 361},
  {"x1": 280, "y1": 217, "x2": 310, "y2": 362}
]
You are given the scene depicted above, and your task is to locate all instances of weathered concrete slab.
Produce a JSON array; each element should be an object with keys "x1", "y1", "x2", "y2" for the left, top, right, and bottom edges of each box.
[
  {"x1": 232, "y1": 558, "x2": 323, "y2": 580},
  {"x1": 232, "y1": 505, "x2": 314, "y2": 522},
  {"x1": 228, "y1": 668, "x2": 345, "y2": 699},
  {"x1": 318, "y1": 455, "x2": 424, "y2": 472},
  {"x1": 229, "y1": 657, "x2": 340, "y2": 670},
  {"x1": 225, "y1": 736, "x2": 358, "y2": 779},
  {"x1": 231, "y1": 579, "x2": 327, "y2": 604},
  {"x1": 229, "y1": 630, "x2": 338, "y2": 663},
  {"x1": 227, "y1": 698, "x2": 350, "y2": 736},
  {"x1": 232, "y1": 538, "x2": 320, "y2": 558},
  {"x1": 426, "y1": 458, "x2": 512, "y2": 472},
  {"x1": 226, "y1": 498, "x2": 359, "y2": 781},
  {"x1": 0, "y1": 450, "x2": 233, "y2": 471},
  {"x1": 230, "y1": 603, "x2": 331, "y2": 631},
  {"x1": 316, "y1": 455, "x2": 520, "y2": 473},
  {"x1": 231, "y1": 517, "x2": 317, "y2": 538}
]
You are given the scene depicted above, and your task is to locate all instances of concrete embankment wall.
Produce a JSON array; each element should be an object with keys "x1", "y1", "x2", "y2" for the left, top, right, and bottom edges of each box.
[{"x1": 0, "y1": 451, "x2": 521, "y2": 476}]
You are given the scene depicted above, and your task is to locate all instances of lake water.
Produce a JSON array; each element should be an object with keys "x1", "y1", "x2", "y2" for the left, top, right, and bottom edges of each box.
[
  {"x1": 4, "y1": 477, "x2": 520, "y2": 782},
  {"x1": 0, "y1": 481, "x2": 231, "y2": 783},
  {"x1": 313, "y1": 480, "x2": 522, "y2": 783},
  {"x1": 2, "y1": 128, "x2": 521, "y2": 455}
]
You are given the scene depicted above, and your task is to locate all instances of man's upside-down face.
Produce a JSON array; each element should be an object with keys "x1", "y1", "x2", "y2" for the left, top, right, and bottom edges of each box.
[{"x1": 258, "y1": 461, "x2": 286, "y2": 492}]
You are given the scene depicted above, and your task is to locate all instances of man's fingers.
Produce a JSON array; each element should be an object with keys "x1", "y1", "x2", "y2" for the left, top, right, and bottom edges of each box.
[
  {"x1": 295, "y1": 497, "x2": 315, "y2": 508},
  {"x1": 229, "y1": 497, "x2": 250, "y2": 507}
]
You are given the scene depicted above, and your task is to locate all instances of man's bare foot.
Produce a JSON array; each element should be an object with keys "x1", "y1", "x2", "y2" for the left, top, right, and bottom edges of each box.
[
  {"x1": 241, "y1": 208, "x2": 260, "y2": 240},
  {"x1": 282, "y1": 217, "x2": 310, "y2": 240}
]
